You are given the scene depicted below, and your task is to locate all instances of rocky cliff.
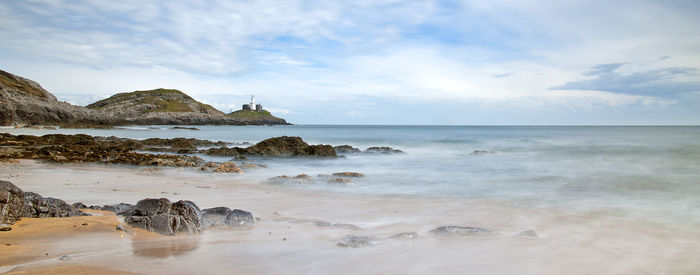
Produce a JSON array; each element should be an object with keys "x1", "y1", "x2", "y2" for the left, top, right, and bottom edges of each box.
[
  {"x1": 0, "y1": 70, "x2": 289, "y2": 126},
  {"x1": 0, "y1": 69, "x2": 115, "y2": 126}
]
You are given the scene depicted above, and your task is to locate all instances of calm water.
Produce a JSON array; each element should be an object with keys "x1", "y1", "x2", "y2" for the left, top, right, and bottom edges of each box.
[{"x1": 3, "y1": 125, "x2": 700, "y2": 226}]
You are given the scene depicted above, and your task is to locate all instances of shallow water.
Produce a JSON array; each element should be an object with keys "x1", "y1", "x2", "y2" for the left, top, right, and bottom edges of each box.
[{"x1": 2, "y1": 125, "x2": 700, "y2": 273}]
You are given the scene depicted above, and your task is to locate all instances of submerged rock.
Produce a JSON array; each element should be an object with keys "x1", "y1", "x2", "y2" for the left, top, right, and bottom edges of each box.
[
  {"x1": 123, "y1": 198, "x2": 203, "y2": 235},
  {"x1": 0, "y1": 180, "x2": 25, "y2": 225},
  {"x1": 430, "y1": 226, "x2": 494, "y2": 237},
  {"x1": 337, "y1": 235, "x2": 374, "y2": 248},
  {"x1": 21, "y1": 192, "x2": 82, "y2": 218},
  {"x1": 201, "y1": 207, "x2": 254, "y2": 229},
  {"x1": 364, "y1": 146, "x2": 404, "y2": 154},
  {"x1": 332, "y1": 172, "x2": 365, "y2": 178},
  {"x1": 328, "y1": 178, "x2": 353, "y2": 185},
  {"x1": 390, "y1": 232, "x2": 419, "y2": 239}
]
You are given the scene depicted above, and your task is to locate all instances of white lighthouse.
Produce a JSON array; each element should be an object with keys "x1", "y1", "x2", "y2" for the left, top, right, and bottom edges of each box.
[{"x1": 249, "y1": 95, "x2": 255, "y2": 110}]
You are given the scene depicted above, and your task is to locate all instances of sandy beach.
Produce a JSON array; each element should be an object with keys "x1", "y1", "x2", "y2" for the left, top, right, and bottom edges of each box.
[{"x1": 1, "y1": 159, "x2": 699, "y2": 274}]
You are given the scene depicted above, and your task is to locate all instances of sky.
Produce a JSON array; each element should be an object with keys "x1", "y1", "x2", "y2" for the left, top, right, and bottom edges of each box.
[{"x1": 1, "y1": 0, "x2": 699, "y2": 125}]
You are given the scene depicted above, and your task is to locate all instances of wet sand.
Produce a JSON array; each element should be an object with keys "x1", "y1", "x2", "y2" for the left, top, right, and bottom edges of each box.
[{"x1": 1, "y1": 160, "x2": 699, "y2": 274}]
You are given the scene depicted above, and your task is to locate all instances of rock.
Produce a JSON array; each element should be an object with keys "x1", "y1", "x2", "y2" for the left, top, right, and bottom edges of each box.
[
  {"x1": 0, "y1": 226, "x2": 11, "y2": 231},
  {"x1": 0, "y1": 180, "x2": 25, "y2": 225},
  {"x1": 200, "y1": 147, "x2": 244, "y2": 157},
  {"x1": 123, "y1": 198, "x2": 203, "y2": 235},
  {"x1": 240, "y1": 163, "x2": 267, "y2": 169},
  {"x1": 21, "y1": 192, "x2": 81, "y2": 218},
  {"x1": 58, "y1": 255, "x2": 70, "y2": 261},
  {"x1": 337, "y1": 235, "x2": 374, "y2": 248},
  {"x1": 364, "y1": 146, "x2": 404, "y2": 154},
  {"x1": 390, "y1": 232, "x2": 419, "y2": 239},
  {"x1": 333, "y1": 145, "x2": 361, "y2": 154},
  {"x1": 430, "y1": 226, "x2": 494, "y2": 237},
  {"x1": 332, "y1": 223, "x2": 360, "y2": 230},
  {"x1": 213, "y1": 162, "x2": 243, "y2": 173},
  {"x1": 471, "y1": 150, "x2": 495, "y2": 155},
  {"x1": 332, "y1": 172, "x2": 364, "y2": 178},
  {"x1": 514, "y1": 230, "x2": 539, "y2": 238},
  {"x1": 245, "y1": 136, "x2": 337, "y2": 157},
  {"x1": 171, "y1": 126, "x2": 199, "y2": 130},
  {"x1": 201, "y1": 207, "x2": 254, "y2": 229},
  {"x1": 101, "y1": 203, "x2": 133, "y2": 214},
  {"x1": 71, "y1": 202, "x2": 88, "y2": 209},
  {"x1": 294, "y1": 174, "x2": 312, "y2": 179},
  {"x1": 328, "y1": 178, "x2": 353, "y2": 185}
]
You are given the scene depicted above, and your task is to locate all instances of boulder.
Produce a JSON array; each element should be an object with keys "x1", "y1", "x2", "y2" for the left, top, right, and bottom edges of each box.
[
  {"x1": 245, "y1": 136, "x2": 337, "y2": 157},
  {"x1": 0, "y1": 180, "x2": 25, "y2": 225},
  {"x1": 123, "y1": 198, "x2": 203, "y2": 235},
  {"x1": 101, "y1": 203, "x2": 134, "y2": 214},
  {"x1": 201, "y1": 207, "x2": 254, "y2": 229},
  {"x1": 200, "y1": 147, "x2": 243, "y2": 157},
  {"x1": 332, "y1": 172, "x2": 364, "y2": 177},
  {"x1": 333, "y1": 145, "x2": 361, "y2": 154},
  {"x1": 213, "y1": 162, "x2": 243, "y2": 173},
  {"x1": 21, "y1": 192, "x2": 82, "y2": 218}
]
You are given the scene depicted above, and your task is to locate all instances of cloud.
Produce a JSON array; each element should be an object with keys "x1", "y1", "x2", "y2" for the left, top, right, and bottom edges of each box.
[{"x1": 552, "y1": 63, "x2": 700, "y2": 97}]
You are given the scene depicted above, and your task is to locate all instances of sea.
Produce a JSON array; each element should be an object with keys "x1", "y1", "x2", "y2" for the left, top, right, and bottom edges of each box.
[{"x1": 3, "y1": 125, "x2": 699, "y2": 229}]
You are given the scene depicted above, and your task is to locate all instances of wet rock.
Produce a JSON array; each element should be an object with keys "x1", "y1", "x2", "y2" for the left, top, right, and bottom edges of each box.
[
  {"x1": 21, "y1": 192, "x2": 81, "y2": 218},
  {"x1": 200, "y1": 147, "x2": 243, "y2": 157},
  {"x1": 71, "y1": 202, "x2": 88, "y2": 209},
  {"x1": 328, "y1": 178, "x2": 353, "y2": 185},
  {"x1": 0, "y1": 180, "x2": 25, "y2": 225},
  {"x1": 332, "y1": 172, "x2": 364, "y2": 178},
  {"x1": 0, "y1": 226, "x2": 11, "y2": 231},
  {"x1": 390, "y1": 232, "x2": 419, "y2": 239},
  {"x1": 294, "y1": 174, "x2": 313, "y2": 179},
  {"x1": 430, "y1": 226, "x2": 494, "y2": 237},
  {"x1": 240, "y1": 163, "x2": 267, "y2": 169},
  {"x1": 245, "y1": 136, "x2": 337, "y2": 157},
  {"x1": 101, "y1": 203, "x2": 134, "y2": 215},
  {"x1": 471, "y1": 150, "x2": 495, "y2": 155},
  {"x1": 201, "y1": 207, "x2": 254, "y2": 229},
  {"x1": 514, "y1": 230, "x2": 539, "y2": 238},
  {"x1": 332, "y1": 223, "x2": 361, "y2": 230},
  {"x1": 333, "y1": 145, "x2": 361, "y2": 154},
  {"x1": 213, "y1": 162, "x2": 243, "y2": 173},
  {"x1": 364, "y1": 146, "x2": 404, "y2": 154},
  {"x1": 123, "y1": 198, "x2": 203, "y2": 235},
  {"x1": 171, "y1": 126, "x2": 199, "y2": 130},
  {"x1": 58, "y1": 255, "x2": 70, "y2": 261},
  {"x1": 337, "y1": 235, "x2": 374, "y2": 248}
]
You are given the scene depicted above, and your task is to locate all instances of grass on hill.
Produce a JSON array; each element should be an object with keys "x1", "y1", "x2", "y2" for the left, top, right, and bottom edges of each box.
[
  {"x1": 0, "y1": 70, "x2": 49, "y2": 98},
  {"x1": 86, "y1": 88, "x2": 222, "y2": 114},
  {"x1": 227, "y1": 109, "x2": 275, "y2": 118}
]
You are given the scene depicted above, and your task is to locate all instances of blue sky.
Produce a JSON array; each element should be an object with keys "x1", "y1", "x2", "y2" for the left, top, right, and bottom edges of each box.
[{"x1": 1, "y1": 0, "x2": 699, "y2": 124}]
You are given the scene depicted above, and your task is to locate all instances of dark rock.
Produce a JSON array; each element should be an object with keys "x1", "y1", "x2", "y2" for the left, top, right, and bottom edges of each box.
[
  {"x1": 102, "y1": 203, "x2": 133, "y2": 215},
  {"x1": 72, "y1": 202, "x2": 87, "y2": 209},
  {"x1": 58, "y1": 255, "x2": 70, "y2": 261},
  {"x1": 123, "y1": 198, "x2": 203, "y2": 235},
  {"x1": 333, "y1": 145, "x2": 361, "y2": 154},
  {"x1": 390, "y1": 232, "x2": 419, "y2": 239},
  {"x1": 200, "y1": 146, "x2": 243, "y2": 157},
  {"x1": 0, "y1": 180, "x2": 25, "y2": 225},
  {"x1": 171, "y1": 126, "x2": 199, "y2": 130},
  {"x1": 364, "y1": 146, "x2": 404, "y2": 154},
  {"x1": 430, "y1": 226, "x2": 494, "y2": 237},
  {"x1": 471, "y1": 150, "x2": 495, "y2": 155},
  {"x1": 337, "y1": 235, "x2": 374, "y2": 248},
  {"x1": 201, "y1": 207, "x2": 254, "y2": 229},
  {"x1": 0, "y1": 226, "x2": 11, "y2": 231},
  {"x1": 245, "y1": 136, "x2": 337, "y2": 157},
  {"x1": 21, "y1": 192, "x2": 81, "y2": 218},
  {"x1": 332, "y1": 172, "x2": 364, "y2": 177}
]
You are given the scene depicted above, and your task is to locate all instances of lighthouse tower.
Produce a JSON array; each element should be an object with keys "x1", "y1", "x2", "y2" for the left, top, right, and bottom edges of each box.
[{"x1": 249, "y1": 95, "x2": 255, "y2": 110}]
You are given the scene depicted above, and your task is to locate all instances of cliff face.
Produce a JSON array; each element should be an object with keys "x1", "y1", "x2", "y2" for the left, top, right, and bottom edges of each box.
[
  {"x1": 0, "y1": 69, "x2": 289, "y2": 126},
  {"x1": 0, "y1": 70, "x2": 114, "y2": 126}
]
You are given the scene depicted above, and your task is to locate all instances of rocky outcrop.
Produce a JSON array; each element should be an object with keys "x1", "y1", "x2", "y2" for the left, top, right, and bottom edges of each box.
[
  {"x1": 245, "y1": 136, "x2": 336, "y2": 157},
  {"x1": 0, "y1": 69, "x2": 116, "y2": 127},
  {"x1": 333, "y1": 145, "x2": 361, "y2": 154},
  {"x1": 123, "y1": 198, "x2": 203, "y2": 235},
  {"x1": 0, "y1": 180, "x2": 25, "y2": 225},
  {"x1": 332, "y1": 172, "x2": 365, "y2": 177},
  {"x1": 21, "y1": 192, "x2": 82, "y2": 218},
  {"x1": 201, "y1": 207, "x2": 254, "y2": 229}
]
